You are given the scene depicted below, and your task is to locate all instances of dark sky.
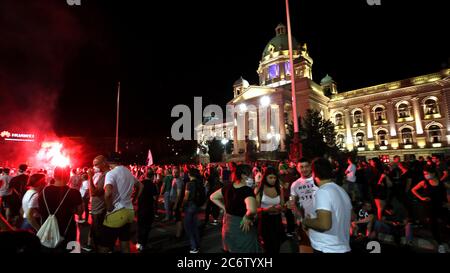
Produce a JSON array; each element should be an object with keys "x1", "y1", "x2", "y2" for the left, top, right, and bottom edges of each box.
[{"x1": 1, "y1": 0, "x2": 449, "y2": 143}]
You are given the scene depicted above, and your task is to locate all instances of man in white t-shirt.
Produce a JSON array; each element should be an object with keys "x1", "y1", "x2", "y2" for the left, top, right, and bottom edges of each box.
[
  {"x1": 21, "y1": 173, "x2": 46, "y2": 233},
  {"x1": 303, "y1": 157, "x2": 352, "y2": 253},
  {"x1": 344, "y1": 157, "x2": 357, "y2": 202},
  {"x1": 289, "y1": 158, "x2": 318, "y2": 252},
  {"x1": 290, "y1": 158, "x2": 319, "y2": 218},
  {"x1": 99, "y1": 152, "x2": 143, "y2": 253}
]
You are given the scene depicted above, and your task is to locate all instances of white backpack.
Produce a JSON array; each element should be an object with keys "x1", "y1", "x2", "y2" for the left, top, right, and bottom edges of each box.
[{"x1": 36, "y1": 187, "x2": 72, "y2": 248}]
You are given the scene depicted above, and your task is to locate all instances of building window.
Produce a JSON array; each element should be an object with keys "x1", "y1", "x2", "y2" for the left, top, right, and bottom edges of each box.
[
  {"x1": 336, "y1": 134, "x2": 345, "y2": 149},
  {"x1": 285, "y1": 62, "x2": 291, "y2": 76},
  {"x1": 356, "y1": 132, "x2": 365, "y2": 147},
  {"x1": 334, "y1": 113, "x2": 343, "y2": 126},
  {"x1": 401, "y1": 128, "x2": 413, "y2": 144},
  {"x1": 397, "y1": 103, "x2": 411, "y2": 118},
  {"x1": 377, "y1": 130, "x2": 388, "y2": 146},
  {"x1": 268, "y1": 64, "x2": 280, "y2": 80},
  {"x1": 428, "y1": 125, "x2": 441, "y2": 143},
  {"x1": 424, "y1": 99, "x2": 439, "y2": 115},
  {"x1": 374, "y1": 107, "x2": 385, "y2": 121},
  {"x1": 353, "y1": 110, "x2": 363, "y2": 124}
]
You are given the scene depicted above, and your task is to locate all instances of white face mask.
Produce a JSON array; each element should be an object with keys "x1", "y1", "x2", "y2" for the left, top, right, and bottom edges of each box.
[
  {"x1": 93, "y1": 167, "x2": 101, "y2": 173},
  {"x1": 246, "y1": 177, "x2": 255, "y2": 187}
]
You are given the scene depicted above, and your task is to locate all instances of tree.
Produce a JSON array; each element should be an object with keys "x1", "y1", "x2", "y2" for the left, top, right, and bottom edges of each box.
[{"x1": 287, "y1": 109, "x2": 339, "y2": 159}]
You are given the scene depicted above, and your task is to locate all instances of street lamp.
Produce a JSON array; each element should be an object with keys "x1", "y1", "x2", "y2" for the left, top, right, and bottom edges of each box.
[
  {"x1": 221, "y1": 138, "x2": 229, "y2": 162},
  {"x1": 260, "y1": 96, "x2": 271, "y2": 107}
]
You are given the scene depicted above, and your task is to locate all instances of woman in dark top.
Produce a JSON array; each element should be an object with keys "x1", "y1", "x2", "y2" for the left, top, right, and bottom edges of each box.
[
  {"x1": 368, "y1": 158, "x2": 390, "y2": 220},
  {"x1": 210, "y1": 164, "x2": 260, "y2": 253},
  {"x1": 411, "y1": 165, "x2": 448, "y2": 252}
]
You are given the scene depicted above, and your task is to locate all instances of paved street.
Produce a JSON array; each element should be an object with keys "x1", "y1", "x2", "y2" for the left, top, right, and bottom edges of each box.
[{"x1": 76, "y1": 204, "x2": 448, "y2": 254}]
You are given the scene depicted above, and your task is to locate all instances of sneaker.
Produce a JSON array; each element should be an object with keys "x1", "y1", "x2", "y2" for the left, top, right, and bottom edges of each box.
[
  {"x1": 438, "y1": 245, "x2": 446, "y2": 253},
  {"x1": 211, "y1": 220, "x2": 220, "y2": 226},
  {"x1": 76, "y1": 219, "x2": 86, "y2": 224},
  {"x1": 286, "y1": 232, "x2": 295, "y2": 238},
  {"x1": 81, "y1": 245, "x2": 93, "y2": 252},
  {"x1": 189, "y1": 248, "x2": 199, "y2": 254},
  {"x1": 136, "y1": 243, "x2": 143, "y2": 252}
]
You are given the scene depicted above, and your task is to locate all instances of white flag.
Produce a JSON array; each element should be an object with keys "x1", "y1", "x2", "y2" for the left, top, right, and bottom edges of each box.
[{"x1": 147, "y1": 149, "x2": 153, "y2": 166}]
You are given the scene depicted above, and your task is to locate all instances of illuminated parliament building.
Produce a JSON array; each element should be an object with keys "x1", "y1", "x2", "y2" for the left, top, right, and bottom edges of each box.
[{"x1": 196, "y1": 24, "x2": 450, "y2": 161}]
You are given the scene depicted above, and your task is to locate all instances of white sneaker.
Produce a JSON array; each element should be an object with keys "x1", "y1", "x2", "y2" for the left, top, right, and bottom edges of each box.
[
  {"x1": 77, "y1": 219, "x2": 86, "y2": 224},
  {"x1": 189, "y1": 248, "x2": 199, "y2": 254},
  {"x1": 438, "y1": 245, "x2": 446, "y2": 253},
  {"x1": 136, "y1": 243, "x2": 143, "y2": 252}
]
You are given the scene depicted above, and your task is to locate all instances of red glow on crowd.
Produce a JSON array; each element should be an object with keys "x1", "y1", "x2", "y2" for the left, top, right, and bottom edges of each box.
[{"x1": 36, "y1": 141, "x2": 71, "y2": 168}]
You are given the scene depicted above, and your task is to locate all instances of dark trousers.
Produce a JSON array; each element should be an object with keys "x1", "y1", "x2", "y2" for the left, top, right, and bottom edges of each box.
[
  {"x1": 284, "y1": 209, "x2": 296, "y2": 233},
  {"x1": 204, "y1": 199, "x2": 220, "y2": 223},
  {"x1": 184, "y1": 204, "x2": 200, "y2": 250},
  {"x1": 137, "y1": 221, "x2": 153, "y2": 249},
  {"x1": 259, "y1": 213, "x2": 284, "y2": 254}
]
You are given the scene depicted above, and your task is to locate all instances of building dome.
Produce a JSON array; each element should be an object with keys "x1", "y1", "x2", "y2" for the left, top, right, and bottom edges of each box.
[
  {"x1": 233, "y1": 76, "x2": 250, "y2": 88},
  {"x1": 320, "y1": 74, "x2": 334, "y2": 84},
  {"x1": 262, "y1": 23, "x2": 300, "y2": 58}
]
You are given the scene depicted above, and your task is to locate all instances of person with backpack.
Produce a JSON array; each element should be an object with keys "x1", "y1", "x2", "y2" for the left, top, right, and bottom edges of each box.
[
  {"x1": 37, "y1": 166, "x2": 83, "y2": 252},
  {"x1": 182, "y1": 168, "x2": 205, "y2": 253}
]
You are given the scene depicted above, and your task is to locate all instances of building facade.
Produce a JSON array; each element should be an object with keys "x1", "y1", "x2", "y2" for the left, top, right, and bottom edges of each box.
[{"x1": 196, "y1": 24, "x2": 450, "y2": 162}]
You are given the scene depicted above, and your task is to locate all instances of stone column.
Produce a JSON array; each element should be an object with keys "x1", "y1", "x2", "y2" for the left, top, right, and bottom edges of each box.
[
  {"x1": 279, "y1": 103, "x2": 286, "y2": 151},
  {"x1": 364, "y1": 104, "x2": 373, "y2": 139},
  {"x1": 344, "y1": 108, "x2": 353, "y2": 148},
  {"x1": 233, "y1": 111, "x2": 238, "y2": 155},
  {"x1": 386, "y1": 100, "x2": 397, "y2": 137},
  {"x1": 412, "y1": 97, "x2": 424, "y2": 135}
]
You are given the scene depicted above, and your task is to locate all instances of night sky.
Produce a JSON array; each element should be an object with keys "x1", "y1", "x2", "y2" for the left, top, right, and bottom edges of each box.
[{"x1": 0, "y1": 0, "x2": 448, "y2": 161}]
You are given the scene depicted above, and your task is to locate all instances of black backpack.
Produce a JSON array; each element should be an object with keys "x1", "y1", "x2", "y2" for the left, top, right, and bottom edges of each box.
[{"x1": 193, "y1": 180, "x2": 207, "y2": 207}]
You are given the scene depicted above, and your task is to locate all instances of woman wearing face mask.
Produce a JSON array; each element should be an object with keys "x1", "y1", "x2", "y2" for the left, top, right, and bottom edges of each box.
[
  {"x1": 411, "y1": 165, "x2": 448, "y2": 253},
  {"x1": 210, "y1": 164, "x2": 260, "y2": 253},
  {"x1": 255, "y1": 166, "x2": 285, "y2": 253}
]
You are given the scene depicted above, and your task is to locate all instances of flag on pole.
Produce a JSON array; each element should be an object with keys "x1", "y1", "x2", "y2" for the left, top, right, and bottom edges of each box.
[{"x1": 147, "y1": 149, "x2": 153, "y2": 166}]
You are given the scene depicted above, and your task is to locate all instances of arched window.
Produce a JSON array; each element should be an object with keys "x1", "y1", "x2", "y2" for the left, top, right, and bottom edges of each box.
[
  {"x1": 397, "y1": 103, "x2": 411, "y2": 118},
  {"x1": 353, "y1": 110, "x2": 363, "y2": 124},
  {"x1": 356, "y1": 132, "x2": 365, "y2": 147},
  {"x1": 374, "y1": 107, "x2": 385, "y2": 121},
  {"x1": 377, "y1": 130, "x2": 388, "y2": 146},
  {"x1": 336, "y1": 134, "x2": 345, "y2": 148},
  {"x1": 428, "y1": 125, "x2": 441, "y2": 143},
  {"x1": 424, "y1": 99, "x2": 439, "y2": 115},
  {"x1": 401, "y1": 128, "x2": 413, "y2": 144},
  {"x1": 334, "y1": 113, "x2": 343, "y2": 126}
]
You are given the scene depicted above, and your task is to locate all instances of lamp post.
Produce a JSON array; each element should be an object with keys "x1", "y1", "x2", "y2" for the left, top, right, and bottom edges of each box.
[{"x1": 221, "y1": 138, "x2": 229, "y2": 162}]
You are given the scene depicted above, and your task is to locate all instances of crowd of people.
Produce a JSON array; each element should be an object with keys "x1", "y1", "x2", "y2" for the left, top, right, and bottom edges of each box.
[{"x1": 0, "y1": 152, "x2": 449, "y2": 253}]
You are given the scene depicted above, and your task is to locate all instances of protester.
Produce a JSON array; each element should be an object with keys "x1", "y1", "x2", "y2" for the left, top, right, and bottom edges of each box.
[
  {"x1": 21, "y1": 173, "x2": 46, "y2": 233},
  {"x1": 38, "y1": 166, "x2": 83, "y2": 252},
  {"x1": 99, "y1": 152, "x2": 143, "y2": 253},
  {"x1": 136, "y1": 168, "x2": 158, "y2": 252},
  {"x1": 210, "y1": 164, "x2": 260, "y2": 253},
  {"x1": 255, "y1": 166, "x2": 285, "y2": 253},
  {"x1": 302, "y1": 157, "x2": 352, "y2": 253}
]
